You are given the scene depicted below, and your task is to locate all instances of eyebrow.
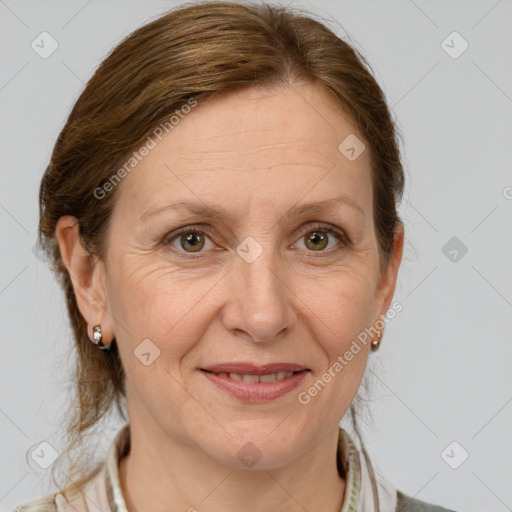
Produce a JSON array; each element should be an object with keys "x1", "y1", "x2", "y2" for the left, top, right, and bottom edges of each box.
[{"x1": 140, "y1": 194, "x2": 364, "y2": 223}]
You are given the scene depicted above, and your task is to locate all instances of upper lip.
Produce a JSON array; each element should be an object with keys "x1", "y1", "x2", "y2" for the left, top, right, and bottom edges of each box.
[{"x1": 201, "y1": 363, "x2": 309, "y2": 375}]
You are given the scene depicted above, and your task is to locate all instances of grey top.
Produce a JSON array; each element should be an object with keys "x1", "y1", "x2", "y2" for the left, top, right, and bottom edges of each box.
[{"x1": 15, "y1": 423, "x2": 456, "y2": 512}]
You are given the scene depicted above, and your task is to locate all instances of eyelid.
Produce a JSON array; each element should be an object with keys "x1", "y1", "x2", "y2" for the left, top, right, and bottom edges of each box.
[
  {"x1": 162, "y1": 221, "x2": 350, "y2": 258},
  {"x1": 162, "y1": 224, "x2": 216, "y2": 245},
  {"x1": 295, "y1": 222, "x2": 350, "y2": 245}
]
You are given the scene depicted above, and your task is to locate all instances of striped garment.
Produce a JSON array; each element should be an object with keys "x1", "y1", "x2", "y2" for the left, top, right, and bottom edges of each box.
[{"x1": 15, "y1": 424, "x2": 456, "y2": 512}]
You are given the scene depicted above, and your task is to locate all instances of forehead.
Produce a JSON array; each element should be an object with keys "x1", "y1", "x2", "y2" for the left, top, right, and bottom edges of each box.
[
  {"x1": 114, "y1": 83, "x2": 372, "y2": 219},
  {"x1": 165, "y1": 84, "x2": 365, "y2": 163}
]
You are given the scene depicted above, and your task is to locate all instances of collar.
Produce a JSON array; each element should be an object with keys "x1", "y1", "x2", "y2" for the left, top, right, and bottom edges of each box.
[{"x1": 102, "y1": 424, "x2": 396, "y2": 512}]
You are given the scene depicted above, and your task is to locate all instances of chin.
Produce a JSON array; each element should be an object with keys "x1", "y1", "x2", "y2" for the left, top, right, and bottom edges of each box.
[{"x1": 199, "y1": 422, "x2": 306, "y2": 470}]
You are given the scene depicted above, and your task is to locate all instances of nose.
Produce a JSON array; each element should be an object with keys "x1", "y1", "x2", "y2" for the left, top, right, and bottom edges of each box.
[{"x1": 220, "y1": 245, "x2": 295, "y2": 343}]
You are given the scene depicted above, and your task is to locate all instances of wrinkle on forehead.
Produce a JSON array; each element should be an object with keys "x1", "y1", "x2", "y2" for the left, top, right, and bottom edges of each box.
[
  {"x1": 112, "y1": 83, "x2": 372, "y2": 228},
  {"x1": 167, "y1": 84, "x2": 362, "y2": 153}
]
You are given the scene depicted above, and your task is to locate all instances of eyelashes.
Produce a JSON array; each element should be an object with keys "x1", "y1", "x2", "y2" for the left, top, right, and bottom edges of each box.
[{"x1": 161, "y1": 222, "x2": 351, "y2": 260}]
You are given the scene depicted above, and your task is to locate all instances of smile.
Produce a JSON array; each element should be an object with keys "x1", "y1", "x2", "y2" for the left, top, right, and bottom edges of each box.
[
  {"x1": 199, "y1": 365, "x2": 310, "y2": 402},
  {"x1": 209, "y1": 370, "x2": 295, "y2": 383}
]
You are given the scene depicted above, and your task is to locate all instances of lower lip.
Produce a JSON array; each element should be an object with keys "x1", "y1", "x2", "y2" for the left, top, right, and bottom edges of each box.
[{"x1": 199, "y1": 369, "x2": 309, "y2": 402}]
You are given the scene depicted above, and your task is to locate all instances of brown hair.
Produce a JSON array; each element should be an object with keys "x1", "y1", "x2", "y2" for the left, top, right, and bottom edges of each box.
[{"x1": 38, "y1": 0, "x2": 404, "y2": 506}]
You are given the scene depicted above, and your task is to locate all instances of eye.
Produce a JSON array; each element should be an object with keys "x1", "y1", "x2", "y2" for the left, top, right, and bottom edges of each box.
[
  {"x1": 162, "y1": 223, "x2": 349, "y2": 259},
  {"x1": 164, "y1": 227, "x2": 215, "y2": 256},
  {"x1": 294, "y1": 223, "x2": 348, "y2": 254}
]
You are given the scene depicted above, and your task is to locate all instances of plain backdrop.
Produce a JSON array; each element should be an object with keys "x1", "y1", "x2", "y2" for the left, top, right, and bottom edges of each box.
[{"x1": 1, "y1": 1, "x2": 511, "y2": 511}]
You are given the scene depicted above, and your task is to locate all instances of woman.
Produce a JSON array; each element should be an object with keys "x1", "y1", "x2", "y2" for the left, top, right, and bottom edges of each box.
[{"x1": 16, "y1": 2, "x2": 456, "y2": 511}]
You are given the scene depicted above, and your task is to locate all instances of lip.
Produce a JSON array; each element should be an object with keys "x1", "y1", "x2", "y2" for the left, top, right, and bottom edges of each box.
[
  {"x1": 199, "y1": 363, "x2": 310, "y2": 402},
  {"x1": 201, "y1": 362, "x2": 309, "y2": 375}
]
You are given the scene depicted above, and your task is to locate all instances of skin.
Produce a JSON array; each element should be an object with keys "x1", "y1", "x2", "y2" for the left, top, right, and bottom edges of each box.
[{"x1": 56, "y1": 82, "x2": 404, "y2": 512}]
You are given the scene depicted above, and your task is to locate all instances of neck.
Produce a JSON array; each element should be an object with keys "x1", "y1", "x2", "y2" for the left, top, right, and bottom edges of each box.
[{"x1": 118, "y1": 421, "x2": 346, "y2": 512}]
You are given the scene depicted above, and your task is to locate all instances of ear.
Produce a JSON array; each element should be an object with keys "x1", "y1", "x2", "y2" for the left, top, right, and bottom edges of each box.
[
  {"x1": 55, "y1": 215, "x2": 115, "y2": 344},
  {"x1": 372, "y1": 221, "x2": 404, "y2": 329}
]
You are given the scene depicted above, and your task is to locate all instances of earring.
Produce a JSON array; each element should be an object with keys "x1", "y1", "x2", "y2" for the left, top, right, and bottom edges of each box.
[
  {"x1": 370, "y1": 330, "x2": 381, "y2": 352},
  {"x1": 91, "y1": 325, "x2": 111, "y2": 350}
]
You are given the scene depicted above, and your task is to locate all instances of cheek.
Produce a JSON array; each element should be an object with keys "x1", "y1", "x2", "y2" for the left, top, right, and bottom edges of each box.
[
  {"x1": 300, "y1": 269, "x2": 375, "y2": 413},
  {"x1": 304, "y1": 268, "x2": 377, "y2": 348},
  {"x1": 106, "y1": 260, "x2": 204, "y2": 349},
  {"x1": 300, "y1": 275, "x2": 374, "y2": 416},
  {"x1": 107, "y1": 251, "x2": 378, "y2": 368}
]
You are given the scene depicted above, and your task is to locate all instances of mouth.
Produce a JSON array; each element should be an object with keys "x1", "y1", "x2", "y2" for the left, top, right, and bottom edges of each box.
[
  {"x1": 199, "y1": 363, "x2": 310, "y2": 402},
  {"x1": 201, "y1": 369, "x2": 306, "y2": 383}
]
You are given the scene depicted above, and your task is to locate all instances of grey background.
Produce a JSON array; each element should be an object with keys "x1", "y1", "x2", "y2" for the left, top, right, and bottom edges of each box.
[{"x1": 1, "y1": 1, "x2": 511, "y2": 511}]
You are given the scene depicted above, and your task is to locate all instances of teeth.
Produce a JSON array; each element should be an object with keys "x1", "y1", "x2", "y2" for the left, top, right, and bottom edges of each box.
[
  {"x1": 216, "y1": 371, "x2": 295, "y2": 382},
  {"x1": 242, "y1": 374, "x2": 259, "y2": 383}
]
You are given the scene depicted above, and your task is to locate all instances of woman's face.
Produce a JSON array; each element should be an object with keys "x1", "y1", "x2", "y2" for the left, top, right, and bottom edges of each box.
[{"x1": 89, "y1": 83, "x2": 402, "y2": 467}]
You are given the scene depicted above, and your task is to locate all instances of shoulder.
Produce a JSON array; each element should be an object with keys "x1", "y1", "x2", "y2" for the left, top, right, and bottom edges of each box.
[
  {"x1": 396, "y1": 489, "x2": 458, "y2": 512},
  {"x1": 13, "y1": 493, "x2": 57, "y2": 512}
]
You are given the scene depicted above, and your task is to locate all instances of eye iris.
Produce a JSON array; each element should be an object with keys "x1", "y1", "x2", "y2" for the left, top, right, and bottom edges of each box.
[
  {"x1": 305, "y1": 231, "x2": 328, "y2": 251},
  {"x1": 181, "y1": 232, "x2": 205, "y2": 252}
]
